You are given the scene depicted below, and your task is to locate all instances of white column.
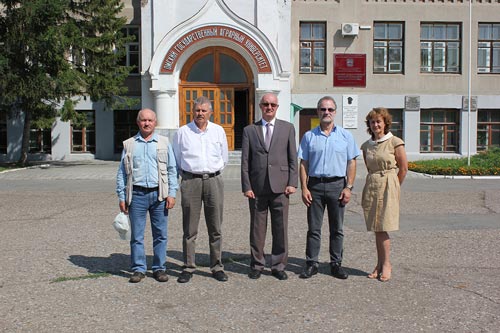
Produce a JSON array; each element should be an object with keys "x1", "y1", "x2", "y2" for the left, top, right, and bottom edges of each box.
[
  {"x1": 152, "y1": 89, "x2": 178, "y2": 128},
  {"x1": 152, "y1": 89, "x2": 178, "y2": 140}
]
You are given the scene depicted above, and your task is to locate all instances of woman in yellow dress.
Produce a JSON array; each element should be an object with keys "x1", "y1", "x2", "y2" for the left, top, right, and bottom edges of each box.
[{"x1": 361, "y1": 108, "x2": 408, "y2": 282}]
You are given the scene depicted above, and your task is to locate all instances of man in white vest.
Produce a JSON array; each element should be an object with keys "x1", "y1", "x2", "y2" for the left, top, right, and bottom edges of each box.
[{"x1": 116, "y1": 108, "x2": 178, "y2": 283}]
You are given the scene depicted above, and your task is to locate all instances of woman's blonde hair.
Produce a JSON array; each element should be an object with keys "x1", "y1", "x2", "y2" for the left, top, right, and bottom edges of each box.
[{"x1": 365, "y1": 107, "x2": 392, "y2": 136}]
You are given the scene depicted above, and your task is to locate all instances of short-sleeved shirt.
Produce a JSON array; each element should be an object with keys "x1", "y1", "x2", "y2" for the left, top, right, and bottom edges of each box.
[{"x1": 298, "y1": 125, "x2": 360, "y2": 177}]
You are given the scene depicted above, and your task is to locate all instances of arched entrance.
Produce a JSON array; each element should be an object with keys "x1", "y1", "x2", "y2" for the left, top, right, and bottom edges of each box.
[{"x1": 179, "y1": 46, "x2": 254, "y2": 150}]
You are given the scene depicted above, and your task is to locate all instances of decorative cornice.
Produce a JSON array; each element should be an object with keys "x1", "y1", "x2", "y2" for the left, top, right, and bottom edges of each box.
[{"x1": 160, "y1": 25, "x2": 272, "y2": 74}]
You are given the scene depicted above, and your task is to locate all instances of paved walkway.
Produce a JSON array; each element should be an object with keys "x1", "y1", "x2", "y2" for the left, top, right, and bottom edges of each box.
[{"x1": 0, "y1": 161, "x2": 499, "y2": 332}]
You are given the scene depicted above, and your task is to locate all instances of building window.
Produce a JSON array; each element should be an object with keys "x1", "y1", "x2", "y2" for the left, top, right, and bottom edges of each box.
[
  {"x1": 299, "y1": 22, "x2": 326, "y2": 73},
  {"x1": 29, "y1": 128, "x2": 51, "y2": 154},
  {"x1": 114, "y1": 109, "x2": 138, "y2": 153},
  {"x1": 69, "y1": 46, "x2": 87, "y2": 71},
  {"x1": 478, "y1": 23, "x2": 500, "y2": 73},
  {"x1": 119, "y1": 26, "x2": 140, "y2": 75},
  {"x1": 389, "y1": 109, "x2": 404, "y2": 140},
  {"x1": 477, "y1": 109, "x2": 500, "y2": 151},
  {"x1": 420, "y1": 109, "x2": 459, "y2": 153},
  {"x1": 71, "y1": 111, "x2": 95, "y2": 153},
  {"x1": 374, "y1": 22, "x2": 404, "y2": 73},
  {"x1": 0, "y1": 113, "x2": 7, "y2": 154},
  {"x1": 420, "y1": 23, "x2": 461, "y2": 73}
]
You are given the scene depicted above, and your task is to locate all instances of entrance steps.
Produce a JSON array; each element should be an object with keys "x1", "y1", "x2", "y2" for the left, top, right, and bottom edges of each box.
[{"x1": 228, "y1": 150, "x2": 242, "y2": 165}]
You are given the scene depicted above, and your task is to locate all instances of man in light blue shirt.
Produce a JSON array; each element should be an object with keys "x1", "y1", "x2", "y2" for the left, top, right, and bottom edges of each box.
[
  {"x1": 116, "y1": 108, "x2": 178, "y2": 283},
  {"x1": 298, "y1": 96, "x2": 360, "y2": 280}
]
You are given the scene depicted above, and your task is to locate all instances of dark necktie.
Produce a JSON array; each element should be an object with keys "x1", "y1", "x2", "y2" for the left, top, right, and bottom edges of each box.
[{"x1": 265, "y1": 123, "x2": 272, "y2": 150}]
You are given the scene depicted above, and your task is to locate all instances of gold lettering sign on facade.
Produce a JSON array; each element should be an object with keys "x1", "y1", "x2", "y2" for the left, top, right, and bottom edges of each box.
[{"x1": 161, "y1": 25, "x2": 272, "y2": 73}]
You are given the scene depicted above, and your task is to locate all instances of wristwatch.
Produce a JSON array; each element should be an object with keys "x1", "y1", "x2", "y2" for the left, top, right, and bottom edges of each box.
[{"x1": 345, "y1": 184, "x2": 354, "y2": 191}]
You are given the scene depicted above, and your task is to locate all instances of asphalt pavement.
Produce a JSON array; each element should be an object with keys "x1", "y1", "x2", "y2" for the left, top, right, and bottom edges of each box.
[{"x1": 0, "y1": 161, "x2": 499, "y2": 332}]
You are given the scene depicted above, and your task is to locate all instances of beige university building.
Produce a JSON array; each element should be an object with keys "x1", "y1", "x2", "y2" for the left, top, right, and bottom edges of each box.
[{"x1": 1, "y1": 0, "x2": 499, "y2": 162}]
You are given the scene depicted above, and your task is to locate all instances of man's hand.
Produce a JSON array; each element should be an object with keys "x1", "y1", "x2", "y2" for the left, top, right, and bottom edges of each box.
[
  {"x1": 285, "y1": 186, "x2": 296, "y2": 196},
  {"x1": 301, "y1": 188, "x2": 312, "y2": 207},
  {"x1": 119, "y1": 201, "x2": 128, "y2": 214},
  {"x1": 338, "y1": 188, "x2": 352, "y2": 205},
  {"x1": 165, "y1": 197, "x2": 176, "y2": 209},
  {"x1": 244, "y1": 190, "x2": 255, "y2": 199}
]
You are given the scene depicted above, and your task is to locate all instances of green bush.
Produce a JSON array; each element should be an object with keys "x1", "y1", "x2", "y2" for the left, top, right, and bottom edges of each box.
[{"x1": 408, "y1": 148, "x2": 500, "y2": 175}]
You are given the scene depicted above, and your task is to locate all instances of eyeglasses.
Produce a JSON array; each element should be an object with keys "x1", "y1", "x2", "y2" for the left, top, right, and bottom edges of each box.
[
  {"x1": 319, "y1": 108, "x2": 336, "y2": 112},
  {"x1": 260, "y1": 102, "x2": 278, "y2": 108}
]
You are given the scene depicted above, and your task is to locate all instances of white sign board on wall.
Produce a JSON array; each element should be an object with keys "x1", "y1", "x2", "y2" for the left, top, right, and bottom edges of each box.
[{"x1": 342, "y1": 95, "x2": 358, "y2": 129}]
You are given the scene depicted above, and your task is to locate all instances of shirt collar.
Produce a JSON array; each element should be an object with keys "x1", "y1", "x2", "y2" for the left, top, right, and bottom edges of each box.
[
  {"x1": 135, "y1": 132, "x2": 158, "y2": 142},
  {"x1": 188, "y1": 120, "x2": 212, "y2": 133},
  {"x1": 262, "y1": 118, "x2": 276, "y2": 127},
  {"x1": 368, "y1": 132, "x2": 393, "y2": 145},
  {"x1": 314, "y1": 124, "x2": 337, "y2": 136}
]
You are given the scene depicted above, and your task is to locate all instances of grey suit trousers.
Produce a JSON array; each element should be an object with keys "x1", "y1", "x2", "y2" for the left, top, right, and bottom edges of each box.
[
  {"x1": 248, "y1": 191, "x2": 289, "y2": 272},
  {"x1": 180, "y1": 173, "x2": 224, "y2": 273}
]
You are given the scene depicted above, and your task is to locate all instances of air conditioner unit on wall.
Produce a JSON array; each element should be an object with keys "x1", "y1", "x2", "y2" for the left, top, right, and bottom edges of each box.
[{"x1": 342, "y1": 23, "x2": 359, "y2": 36}]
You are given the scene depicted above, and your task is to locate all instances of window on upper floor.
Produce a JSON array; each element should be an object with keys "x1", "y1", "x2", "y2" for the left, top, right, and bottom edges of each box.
[
  {"x1": 374, "y1": 22, "x2": 404, "y2": 74},
  {"x1": 299, "y1": 22, "x2": 326, "y2": 73},
  {"x1": 478, "y1": 23, "x2": 500, "y2": 74},
  {"x1": 71, "y1": 110, "x2": 95, "y2": 153},
  {"x1": 119, "y1": 26, "x2": 140, "y2": 75},
  {"x1": 420, "y1": 109, "x2": 459, "y2": 153},
  {"x1": 477, "y1": 109, "x2": 500, "y2": 151},
  {"x1": 114, "y1": 109, "x2": 139, "y2": 153},
  {"x1": 420, "y1": 23, "x2": 461, "y2": 73}
]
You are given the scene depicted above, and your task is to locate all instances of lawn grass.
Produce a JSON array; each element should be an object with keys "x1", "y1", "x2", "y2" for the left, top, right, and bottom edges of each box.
[
  {"x1": 50, "y1": 272, "x2": 110, "y2": 283},
  {"x1": 0, "y1": 163, "x2": 24, "y2": 173},
  {"x1": 409, "y1": 147, "x2": 500, "y2": 176}
]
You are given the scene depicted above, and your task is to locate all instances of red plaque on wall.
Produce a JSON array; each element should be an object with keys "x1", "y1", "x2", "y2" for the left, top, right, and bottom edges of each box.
[{"x1": 334, "y1": 54, "x2": 366, "y2": 87}]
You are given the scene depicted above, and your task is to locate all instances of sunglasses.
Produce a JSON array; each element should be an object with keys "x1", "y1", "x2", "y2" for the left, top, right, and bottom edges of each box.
[
  {"x1": 319, "y1": 108, "x2": 336, "y2": 112},
  {"x1": 260, "y1": 102, "x2": 278, "y2": 108}
]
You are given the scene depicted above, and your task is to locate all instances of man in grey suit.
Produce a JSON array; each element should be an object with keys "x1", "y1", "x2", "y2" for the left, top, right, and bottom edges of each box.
[{"x1": 241, "y1": 92, "x2": 298, "y2": 280}]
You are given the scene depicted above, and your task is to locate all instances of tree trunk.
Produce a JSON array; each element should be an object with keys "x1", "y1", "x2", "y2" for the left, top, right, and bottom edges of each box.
[{"x1": 18, "y1": 109, "x2": 31, "y2": 166}]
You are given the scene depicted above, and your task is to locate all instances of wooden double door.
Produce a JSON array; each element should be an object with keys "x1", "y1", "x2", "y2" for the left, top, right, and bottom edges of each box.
[
  {"x1": 179, "y1": 87, "x2": 252, "y2": 150},
  {"x1": 179, "y1": 46, "x2": 254, "y2": 150}
]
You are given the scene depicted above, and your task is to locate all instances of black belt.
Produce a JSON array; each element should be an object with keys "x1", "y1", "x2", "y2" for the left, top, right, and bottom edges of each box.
[
  {"x1": 133, "y1": 185, "x2": 159, "y2": 193},
  {"x1": 309, "y1": 176, "x2": 344, "y2": 183},
  {"x1": 183, "y1": 170, "x2": 221, "y2": 180}
]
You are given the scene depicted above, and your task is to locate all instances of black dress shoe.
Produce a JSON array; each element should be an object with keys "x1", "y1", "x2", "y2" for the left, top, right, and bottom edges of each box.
[
  {"x1": 299, "y1": 264, "x2": 318, "y2": 279},
  {"x1": 153, "y1": 270, "x2": 169, "y2": 282},
  {"x1": 271, "y1": 270, "x2": 288, "y2": 280},
  {"x1": 212, "y1": 270, "x2": 228, "y2": 282},
  {"x1": 331, "y1": 264, "x2": 348, "y2": 279},
  {"x1": 248, "y1": 269, "x2": 262, "y2": 279},
  {"x1": 129, "y1": 271, "x2": 146, "y2": 283},
  {"x1": 177, "y1": 271, "x2": 193, "y2": 283}
]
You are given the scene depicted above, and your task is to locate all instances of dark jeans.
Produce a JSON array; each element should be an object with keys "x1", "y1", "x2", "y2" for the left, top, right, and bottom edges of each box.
[{"x1": 305, "y1": 177, "x2": 345, "y2": 266}]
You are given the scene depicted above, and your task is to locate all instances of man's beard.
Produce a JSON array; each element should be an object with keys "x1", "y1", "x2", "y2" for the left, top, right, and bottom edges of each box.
[{"x1": 320, "y1": 117, "x2": 333, "y2": 124}]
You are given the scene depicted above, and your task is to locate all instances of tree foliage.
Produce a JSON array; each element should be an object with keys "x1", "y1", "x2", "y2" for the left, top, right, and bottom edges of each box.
[{"x1": 0, "y1": 0, "x2": 134, "y2": 164}]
